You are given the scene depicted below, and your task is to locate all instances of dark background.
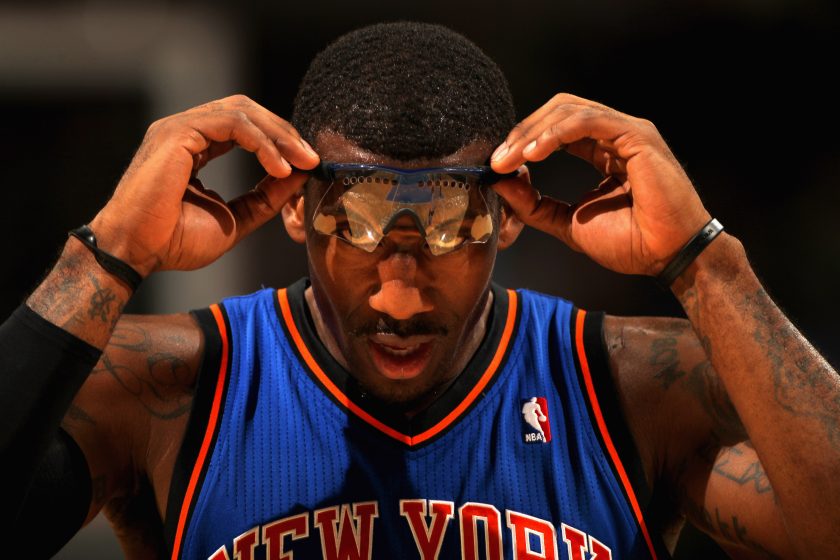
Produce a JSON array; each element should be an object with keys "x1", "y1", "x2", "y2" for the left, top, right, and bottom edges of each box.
[{"x1": 1, "y1": 1, "x2": 837, "y2": 558}]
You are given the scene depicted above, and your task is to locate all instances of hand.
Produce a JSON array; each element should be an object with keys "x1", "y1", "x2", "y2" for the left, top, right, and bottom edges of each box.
[
  {"x1": 88, "y1": 94, "x2": 319, "y2": 276},
  {"x1": 490, "y1": 93, "x2": 711, "y2": 276}
]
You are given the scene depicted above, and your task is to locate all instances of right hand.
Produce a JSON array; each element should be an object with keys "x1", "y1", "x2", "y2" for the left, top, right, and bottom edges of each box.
[{"x1": 88, "y1": 94, "x2": 319, "y2": 276}]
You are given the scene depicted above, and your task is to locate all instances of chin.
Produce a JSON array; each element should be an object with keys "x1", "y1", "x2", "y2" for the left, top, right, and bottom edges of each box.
[{"x1": 352, "y1": 351, "x2": 455, "y2": 408}]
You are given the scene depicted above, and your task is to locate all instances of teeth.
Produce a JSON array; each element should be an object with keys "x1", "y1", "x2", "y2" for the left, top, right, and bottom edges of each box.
[{"x1": 378, "y1": 343, "x2": 421, "y2": 356}]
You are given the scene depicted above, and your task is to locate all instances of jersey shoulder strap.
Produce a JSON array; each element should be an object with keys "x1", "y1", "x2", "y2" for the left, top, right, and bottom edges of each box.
[
  {"x1": 162, "y1": 303, "x2": 230, "y2": 559},
  {"x1": 571, "y1": 306, "x2": 670, "y2": 559}
]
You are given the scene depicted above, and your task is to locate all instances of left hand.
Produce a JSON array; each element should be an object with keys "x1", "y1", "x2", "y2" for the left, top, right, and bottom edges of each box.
[{"x1": 490, "y1": 93, "x2": 711, "y2": 276}]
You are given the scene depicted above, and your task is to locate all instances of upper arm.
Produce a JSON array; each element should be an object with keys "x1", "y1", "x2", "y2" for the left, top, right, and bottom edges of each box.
[
  {"x1": 59, "y1": 312, "x2": 204, "y2": 525},
  {"x1": 603, "y1": 315, "x2": 794, "y2": 558}
]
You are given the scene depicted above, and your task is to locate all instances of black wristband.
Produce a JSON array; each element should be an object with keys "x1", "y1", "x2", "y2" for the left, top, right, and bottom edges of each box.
[
  {"x1": 657, "y1": 218, "x2": 724, "y2": 288},
  {"x1": 68, "y1": 224, "x2": 143, "y2": 292}
]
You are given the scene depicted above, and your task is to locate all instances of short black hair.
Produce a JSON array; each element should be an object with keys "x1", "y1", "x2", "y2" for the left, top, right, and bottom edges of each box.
[{"x1": 292, "y1": 22, "x2": 515, "y2": 161}]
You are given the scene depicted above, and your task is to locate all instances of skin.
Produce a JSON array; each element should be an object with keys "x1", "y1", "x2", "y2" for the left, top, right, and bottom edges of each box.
[
  {"x1": 282, "y1": 131, "x2": 522, "y2": 408},
  {"x1": 19, "y1": 94, "x2": 840, "y2": 558}
]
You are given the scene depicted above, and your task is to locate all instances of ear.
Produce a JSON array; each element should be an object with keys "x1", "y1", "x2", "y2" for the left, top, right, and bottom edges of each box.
[
  {"x1": 497, "y1": 200, "x2": 524, "y2": 250},
  {"x1": 496, "y1": 165, "x2": 529, "y2": 250},
  {"x1": 281, "y1": 191, "x2": 307, "y2": 244}
]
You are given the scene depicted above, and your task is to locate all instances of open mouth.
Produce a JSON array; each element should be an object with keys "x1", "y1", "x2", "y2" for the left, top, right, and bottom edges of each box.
[{"x1": 367, "y1": 334, "x2": 435, "y2": 380}]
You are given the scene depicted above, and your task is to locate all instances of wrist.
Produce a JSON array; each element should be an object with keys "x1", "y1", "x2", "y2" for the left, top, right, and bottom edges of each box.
[
  {"x1": 669, "y1": 232, "x2": 751, "y2": 302},
  {"x1": 88, "y1": 214, "x2": 158, "y2": 278},
  {"x1": 27, "y1": 238, "x2": 133, "y2": 348}
]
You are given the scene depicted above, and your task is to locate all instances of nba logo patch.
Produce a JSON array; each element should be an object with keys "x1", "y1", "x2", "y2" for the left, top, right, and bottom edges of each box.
[{"x1": 521, "y1": 397, "x2": 551, "y2": 443}]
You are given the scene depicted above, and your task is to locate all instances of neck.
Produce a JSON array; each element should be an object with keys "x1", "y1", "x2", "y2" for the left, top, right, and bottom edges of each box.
[{"x1": 304, "y1": 286, "x2": 494, "y2": 416}]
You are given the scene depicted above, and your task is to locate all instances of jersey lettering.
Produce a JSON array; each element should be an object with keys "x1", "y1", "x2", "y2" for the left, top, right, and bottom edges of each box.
[
  {"x1": 561, "y1": 523, "x2": 613, "y2": 560},
  {"x1": 313, "y1": 501, "x2": 379, "y2": 560},
  {"x1": 459, "y1": 502, "x2": 503, "y2": 560},
  {"x1": 231, "y1": 527, "x2": 258, "y2": 560},
  {"x1": 506, "y1": 510, "x2": 558, "y2": 559},
  {"x1": 263, "y1": 513, "x2": 309, "y2": 560},
  {"x1": 205, "y1": 500, "x2": 612, "y2": 560},
  {"x1": 588, "y1": 535, "x2": 613, "y2": 560},
  {"x1": 561, "y1": 523, "x2": 588, "y2": 560},
  {"x1": 400, "y1": 499, "x2": 455, "y2": 560},
  {"x1": 208, "y1": 546, "x2": 231, "y2": 560}
]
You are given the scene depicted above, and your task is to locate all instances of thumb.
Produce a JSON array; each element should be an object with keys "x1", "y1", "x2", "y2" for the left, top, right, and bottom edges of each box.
[
  {"x1": 229, "y1": 171, "x2": 309, "y2": 242},
  {"x1": 492, "y1": 168, "x2": 580, "y2": 252}
]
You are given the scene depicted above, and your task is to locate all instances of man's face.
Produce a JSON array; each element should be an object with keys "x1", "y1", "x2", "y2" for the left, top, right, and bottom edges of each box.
[{"x1": 300, "y1": 132, "x2": 505, "y2": 408}]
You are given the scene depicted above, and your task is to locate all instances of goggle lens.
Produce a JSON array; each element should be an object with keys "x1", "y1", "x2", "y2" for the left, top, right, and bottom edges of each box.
[{"x1": 312, "y1": 164, "x2": 508, "y2": 256}]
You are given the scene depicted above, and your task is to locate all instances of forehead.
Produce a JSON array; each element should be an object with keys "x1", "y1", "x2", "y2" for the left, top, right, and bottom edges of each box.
[{"x1": 313, "y1": 131, "x2": 495, "y2": 168}]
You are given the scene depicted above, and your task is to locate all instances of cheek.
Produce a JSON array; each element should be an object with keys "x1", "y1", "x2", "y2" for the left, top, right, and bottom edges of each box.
[{"x1": 308, "y1": 236, "x2": 380, "y2": 285}]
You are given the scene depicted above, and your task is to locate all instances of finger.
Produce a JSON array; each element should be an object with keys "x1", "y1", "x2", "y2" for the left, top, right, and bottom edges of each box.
[
  {"x1": 493, "y1": 105, "x2": 642, "y2": 174},
  {"x1": 226, "y1": 96, "x2": 321, "y2": 171},
  {"x1": 178, "y1": 110, "x2": 293, "y2": 178},
  {"x1": 491, "y1": 93, "x2": 613, "y2": 167},
  {"x1": 491, "y1": 171, "x2": 580, "y2": 251},
  {"x1": 226, "y1": 97, "x2": 320, "y2": 169},
  {"x1": 228, "y1": 171, "x2": 310, "y2": 242}
]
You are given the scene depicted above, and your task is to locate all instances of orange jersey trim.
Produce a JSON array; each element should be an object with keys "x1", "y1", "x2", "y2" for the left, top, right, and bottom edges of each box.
[
  {"x1": 277, "y1": 288, "x2": 518, "y2": 446},
  {"x1": 171, "y1": 304, "x2": 230, "y2": 560},
  {"x1": 574, "y1": 310, "x2": 658, "y2": 560}
]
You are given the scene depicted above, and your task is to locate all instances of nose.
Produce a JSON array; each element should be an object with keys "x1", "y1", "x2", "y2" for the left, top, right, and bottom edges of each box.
[
  {"x1": 380, "y1": 212, "x2": 426, "y2": 252},
  {"x1": 368, "y1": 252, "x2": 434, "y2": 320}
]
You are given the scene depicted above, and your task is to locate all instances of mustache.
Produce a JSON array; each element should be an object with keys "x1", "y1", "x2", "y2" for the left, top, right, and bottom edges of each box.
[{"x1": 349, "y1": 316, "x2": 449, "y2": 338}]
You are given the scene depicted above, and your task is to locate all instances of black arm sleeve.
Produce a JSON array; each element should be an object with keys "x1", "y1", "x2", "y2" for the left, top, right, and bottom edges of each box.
[
  {"x1": 8, "y1": 428, "x2": 93, "y2": 556},
  {"x1": 0, "y1": 303, "x2": 101, "y2": 529}
]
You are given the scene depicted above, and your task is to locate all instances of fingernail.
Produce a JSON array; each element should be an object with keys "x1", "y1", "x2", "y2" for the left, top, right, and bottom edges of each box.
[
  {"x1": 491, "y1": 143, "x2": 509, "y2": 161},
  {"x1": 300, "y1": 138, "x2": 318, "y2": 158},
  {"x1": 523, "y1": 140, "x2": 537, "y2": 154}
]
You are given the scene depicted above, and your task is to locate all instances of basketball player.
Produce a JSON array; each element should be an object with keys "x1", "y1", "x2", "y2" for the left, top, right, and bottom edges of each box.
[{"x1": 3, "y1": 23, "x2": 839, "y2": 559}]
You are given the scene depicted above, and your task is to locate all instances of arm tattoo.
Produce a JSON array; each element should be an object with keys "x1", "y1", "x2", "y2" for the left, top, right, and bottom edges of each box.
[
  {"x1": 648, "y1": 326, "x2": 746, "y2": 443},
  {"x1": 650, "y1": 336, "x2": 686, "y2": 390},
  {"x1": 682, "y1": 492, "x2": 780, "y2": 559},
  {"x1": 649, "y1": 320, "x2": 691, "y2": 390},
  {"x1": 27, "y1": 245, "x2": 130, "y2": 348},
  {"x1": 87, "y1": 273, "x2": 121, "y2": 326},
  {"x1": 747, "y1": 287, "x2": 840, "y2": 451},
  {"x1": 713, "y1": 443, "x2": 773, "y2": 496},
  {"x1": 684, "y1": 360, "x2": 747, "y2": 443},
  {"x1": 62, "y1": 404, "x2": 97, "y2": 427},
  {"x1": 92, "y1": 324, "x2": 193, "y2": 420}
]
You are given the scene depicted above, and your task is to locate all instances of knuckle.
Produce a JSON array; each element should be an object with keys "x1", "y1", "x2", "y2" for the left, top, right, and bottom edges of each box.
[
  {"x1": 543, "y1": 122, "x2": 564, "y2": 139},
  {"x1": 509, "y1": 121, "x2": 532, "y2": 142},
  {"x1": 578, "y1": 106, "x2": 600, "y2": 121},
  {"x1": 226, "y1": 93, "x2": 252, "y2": 106},
  {"x1": 145, "y1": 117, "x2": 166, "y2": 136},
  {"x1": 551, "y1": 92, "x2": 573, "y2": 104},
  {"x1": 637, "y1": 117, "x2": 658, "y2": 132},
  {"x1": 229, "y1": 109, "x2": 250, "y2": 125},
  {"x1": 181, "y1": 128, "x2": 205, "y2": 147}
]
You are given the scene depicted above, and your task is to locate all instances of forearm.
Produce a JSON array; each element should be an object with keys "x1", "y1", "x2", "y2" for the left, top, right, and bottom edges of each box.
[
  {"x1": 27, "y1": 237, "x2": 132, "y2": 349},
  {"x1": 672, "y1": 232, "x2": 840, "y2": 555},
  {"x1": 2, "y1": 238, "x2": 131, "y2": 523}
]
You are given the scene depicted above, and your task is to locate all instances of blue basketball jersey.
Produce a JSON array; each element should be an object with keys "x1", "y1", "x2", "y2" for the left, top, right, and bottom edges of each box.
[{"x1": 162, "y1": 278, "x2": 666, "y2": 559}]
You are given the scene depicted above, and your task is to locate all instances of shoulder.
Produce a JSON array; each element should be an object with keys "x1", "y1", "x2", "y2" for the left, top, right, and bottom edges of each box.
[
  {"x1": 101, "y1": 312, "x2": 207, "y2": 406},
  {"x1": 600, "y1": 313, "x2": 745, "y2": 481}
]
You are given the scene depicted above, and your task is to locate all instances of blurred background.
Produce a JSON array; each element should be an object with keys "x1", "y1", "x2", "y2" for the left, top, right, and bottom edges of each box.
[{"x1": 1, "y1": 0, "x2": 837, "y2": 558}]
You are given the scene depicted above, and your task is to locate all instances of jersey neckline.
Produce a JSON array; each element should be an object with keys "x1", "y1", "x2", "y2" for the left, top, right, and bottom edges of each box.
[{"x1": 274, "y1": 277, "x2": 520, "y2": 447}]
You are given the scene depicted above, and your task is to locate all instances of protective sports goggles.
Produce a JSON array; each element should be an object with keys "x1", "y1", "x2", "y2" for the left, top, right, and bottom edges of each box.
[{"x1": 309, "y1": 162, "x2": 516, "y2": 256}]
